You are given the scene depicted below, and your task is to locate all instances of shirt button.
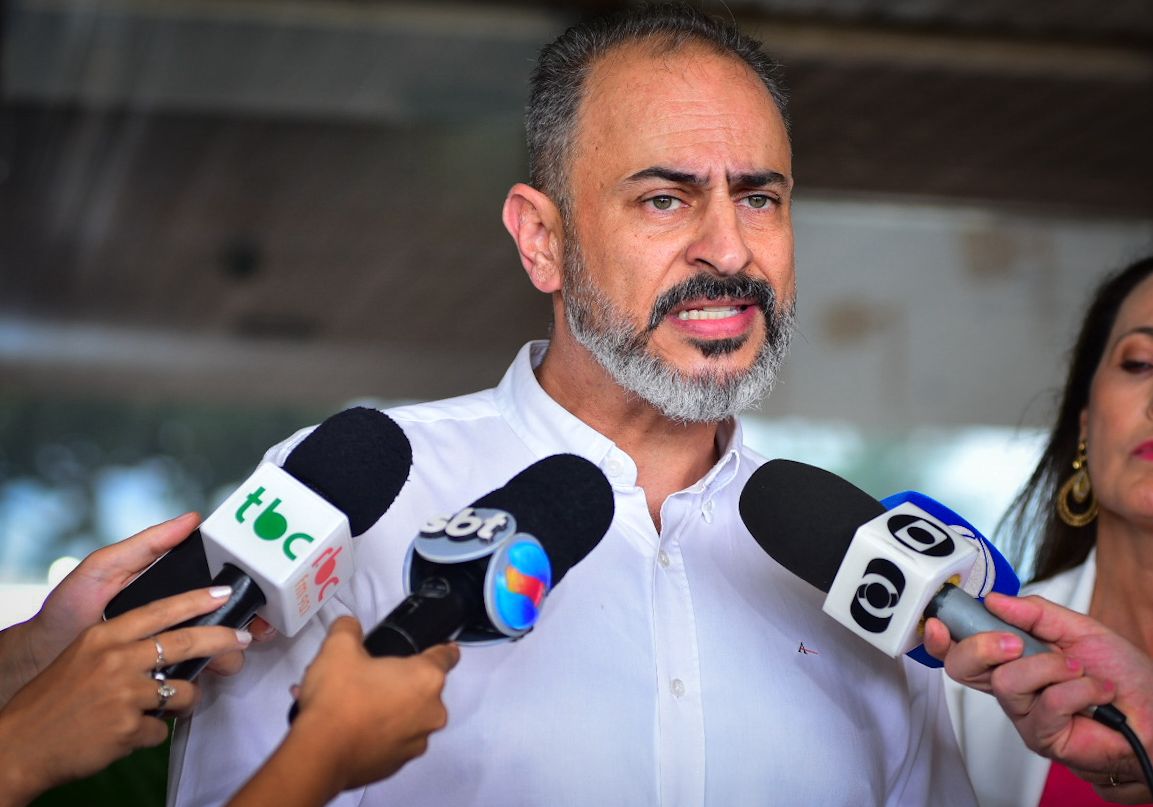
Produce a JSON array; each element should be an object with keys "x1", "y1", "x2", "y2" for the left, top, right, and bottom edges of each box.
[
  {"x1": 605, "y1": 458, "x2": 623, "y2": 477},
  {"x1": 657, "y1": 550, "x2": 670, "y2": 568},
  {"x1": 701, "y1": 499, "x2": 715, "y2": 524},
  {"x1": 670, "y1": 678, "x2": 686, "y2": 698}
]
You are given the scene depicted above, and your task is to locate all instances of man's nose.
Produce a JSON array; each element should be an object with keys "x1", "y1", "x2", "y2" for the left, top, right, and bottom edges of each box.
[{"x1": 685, "y1": 200, "x2": 753, "y2": 276}]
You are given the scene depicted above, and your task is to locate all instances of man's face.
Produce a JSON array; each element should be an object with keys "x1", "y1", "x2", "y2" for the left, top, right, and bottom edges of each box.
[{"x1": 559, "y1": 42, "x2": 796, "y2": 422}]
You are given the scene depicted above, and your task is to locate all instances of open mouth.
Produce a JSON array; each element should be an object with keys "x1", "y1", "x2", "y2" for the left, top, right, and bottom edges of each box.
[{"x1": 675, "y1": 304, "x2": 750, "y2": 321}]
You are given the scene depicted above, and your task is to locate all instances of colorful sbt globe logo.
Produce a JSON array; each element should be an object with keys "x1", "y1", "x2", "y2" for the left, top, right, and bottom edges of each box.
[{"x1": 487, "y1": 537, "x2": 552, "y2": 636}]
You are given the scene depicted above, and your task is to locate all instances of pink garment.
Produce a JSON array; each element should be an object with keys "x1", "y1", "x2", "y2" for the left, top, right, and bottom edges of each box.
[{"x1": 1038, "y1": 761, "x2": 1151, "y2": 807}]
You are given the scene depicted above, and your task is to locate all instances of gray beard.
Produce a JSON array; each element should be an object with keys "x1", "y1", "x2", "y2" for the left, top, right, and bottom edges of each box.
[{"x1": 562, "y1": 241, "x2": 794, "y2": 424}]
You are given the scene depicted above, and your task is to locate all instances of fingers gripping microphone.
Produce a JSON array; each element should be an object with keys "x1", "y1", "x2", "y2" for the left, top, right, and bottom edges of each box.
[
  {"x1": 738, "y1": 459, "x2": 1041, "y2": 662},
  {"x1": 364, "y1": 454, "x2": 614, "y2": 657},
  {"x1": 740, "y1": 459, "x2": 1135, "y2": 744},
  {"x1": 163, "y1": 407, "x2": 412, "y2": 682}
]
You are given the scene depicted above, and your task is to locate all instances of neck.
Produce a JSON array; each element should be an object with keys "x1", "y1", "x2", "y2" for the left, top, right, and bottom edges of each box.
[
  {"x1": 1089, "y1": 513, "x2": 1153, "y2": 653},
  {"x1": 535, "y1": 336, "x2": 723, "y2": 528}
]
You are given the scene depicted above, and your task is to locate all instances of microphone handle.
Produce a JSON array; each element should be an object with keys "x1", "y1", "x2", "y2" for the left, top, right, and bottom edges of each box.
[
  {"x1": 925, "y1": 584, "x2": 1050, "y2": 657},
  {"x1": 159, "y1": 564, "x2": 267, "y2": 683},
  {"x1": 363, "y1": 575, "x2": 475, "y2": 658},
  {"x1": 288, "y1": 573, "x2": 475, "y2": 723},
  {"x1": 924, "y1": 583, "x2": 1126, "y2": 729}
]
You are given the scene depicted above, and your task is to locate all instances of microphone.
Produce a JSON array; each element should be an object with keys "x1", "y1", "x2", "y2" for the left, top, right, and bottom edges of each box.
[
  {"x1": 365, "y1": 453, "x2": 614, "y2": 655},
  {"x1": 159, "y1": 406, "x2": 412, "y2": 682},
  {"x1": 878, "y1": 489, "x2": 1022, "y2": 668},
  {"x1": 286, "y1": 453, "x2": 613, "y2": 723},
  {"x1": 740, "y1": 457, "x2": 1133, "y2": 738},
  {"x1": 738, "y1": 458, "x2": 1042, "y2": 661}
]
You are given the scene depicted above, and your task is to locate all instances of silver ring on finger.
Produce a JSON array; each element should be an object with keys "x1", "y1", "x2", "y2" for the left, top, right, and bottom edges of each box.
[
  {"x1": 153, "y1": 638, "x2": 167, "y2": 671},
  {"x1": 155, "y1": 679, "x2": 177, "y2": 711},
  {"x1": 1109, "y1": 773, "x2": 1120, "y2": 788}
]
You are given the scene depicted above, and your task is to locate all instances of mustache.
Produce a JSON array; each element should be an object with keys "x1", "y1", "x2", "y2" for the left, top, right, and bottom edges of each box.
[{"x1": 645, "y1": 273, "x2": 777, "y2": 332}]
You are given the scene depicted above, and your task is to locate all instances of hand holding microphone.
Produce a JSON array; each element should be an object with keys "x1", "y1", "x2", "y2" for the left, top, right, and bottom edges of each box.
[
  {"x1": 739, "y1": 459, "x2": 1150, "y2": 794},
  {"x1": 0, "y1": 513, "x2": 228, "y2": 709},
  {"x1": 288, "y1": 453, "x2": 614, "y2": 722},
  {"x1": 0, "y1": 584, "x2": 252, "y2": 807},
  {"x1": 924, "y1": 593, "x2": 1153, "y2": 802},
  {"x1": 138, "y1": 407, "x2": 412, "y2": 684},
  {"x1": 228, "y1": 618, "x2": 459, "y2": 807}
]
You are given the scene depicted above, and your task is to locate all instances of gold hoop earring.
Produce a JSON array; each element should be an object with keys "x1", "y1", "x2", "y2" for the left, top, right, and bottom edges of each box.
[{"x1": 1057, "y1": 440, "x2": 1098, "y2": 527}]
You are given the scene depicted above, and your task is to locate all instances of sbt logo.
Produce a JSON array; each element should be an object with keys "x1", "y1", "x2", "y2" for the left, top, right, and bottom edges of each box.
[
  {"x1": 413, "y1": 507, "x2": 519, "y2": 565},
  {"x1": 235, "y1": 486, "x2": 319, "y2": 562}
]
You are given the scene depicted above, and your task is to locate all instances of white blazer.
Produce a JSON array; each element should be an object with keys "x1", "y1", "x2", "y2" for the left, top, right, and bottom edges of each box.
[{"x1": 944, "y1": 550, "x2": 1098, "y2": 807}]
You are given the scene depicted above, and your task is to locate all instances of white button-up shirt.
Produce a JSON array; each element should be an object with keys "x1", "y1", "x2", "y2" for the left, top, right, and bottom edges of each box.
[{"x1": 170, "y1": 341, "x2": 975, "y2": 806}]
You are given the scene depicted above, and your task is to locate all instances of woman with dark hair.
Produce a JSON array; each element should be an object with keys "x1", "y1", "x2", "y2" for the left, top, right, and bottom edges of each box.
[{"x1": 946, "y1": 254, "x2": 1153, "y2": 807}]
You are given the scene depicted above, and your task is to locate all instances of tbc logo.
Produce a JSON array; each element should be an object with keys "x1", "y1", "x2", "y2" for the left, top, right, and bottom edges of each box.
[
  {"x1": 311, "y1": 547, "x2": 343, "y2": 602},
  {"x1": 886, "y1": 513, "x2": 956, "y2": 558},
  {"x1": 235, "y1": 486, "x2": 315, "y2": 561},
  {"x1": 850, "y1": 558, "x2": 906, "y2": 634}
]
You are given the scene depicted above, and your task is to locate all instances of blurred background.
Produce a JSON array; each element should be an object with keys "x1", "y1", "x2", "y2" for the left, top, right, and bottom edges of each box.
[
  {"x1": 2, "y1": 1, "x2": 1152, "y2": 803},
  {"x1": 3, "y1": 0, "x2": 1153, "y2": 622}
]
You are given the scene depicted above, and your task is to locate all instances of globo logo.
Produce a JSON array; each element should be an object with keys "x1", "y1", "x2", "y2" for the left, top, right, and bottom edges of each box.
[
  {"x1": 886, "y1": 513, "x2": 956, "y2": 558},
  {"x1": 850, "y1": 558, "x2": 906, "y2": 634}
]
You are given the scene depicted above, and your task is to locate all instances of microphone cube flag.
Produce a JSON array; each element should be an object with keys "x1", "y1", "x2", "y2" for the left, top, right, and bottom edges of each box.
[
  {"x1": 822, "y1": 501, "x2": 978, "y2": 657},
  {"x1": 200, "y1": 462, "x2": 354, "y2": 636}
]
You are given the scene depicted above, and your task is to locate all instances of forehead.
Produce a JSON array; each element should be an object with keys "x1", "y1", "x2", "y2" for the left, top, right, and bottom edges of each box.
[
  {"x1": 1110, "y1": 274, "x2": 1153, "y2": 337},
  {"x1": 573, "y1": 41, "x2": 791, "y2": 181}
]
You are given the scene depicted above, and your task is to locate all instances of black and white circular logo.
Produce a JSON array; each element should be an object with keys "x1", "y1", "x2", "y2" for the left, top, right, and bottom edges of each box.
[
  {"x1": 886, "y1": 513, "x2": 956, "y2": 558},
  {"x1": 850, "y1": 558, "x2": 906, "y2": 634}
]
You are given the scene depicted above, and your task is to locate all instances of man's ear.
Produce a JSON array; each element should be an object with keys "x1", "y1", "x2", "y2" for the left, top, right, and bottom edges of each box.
[{"x1": 502, "y1": 183, "x2": 564, "y2": 294}]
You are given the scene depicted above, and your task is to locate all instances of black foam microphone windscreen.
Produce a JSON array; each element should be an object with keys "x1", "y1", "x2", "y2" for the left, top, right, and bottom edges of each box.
[
  {"x1": 282, "y1": 406, "x2": 412, "y2": 536},
  {"x1": 739, "y1": 458, "x2": 884, "y2": 592},
  {"x1": 470, "y1": 453, "x2": 615, "y2": 584}
]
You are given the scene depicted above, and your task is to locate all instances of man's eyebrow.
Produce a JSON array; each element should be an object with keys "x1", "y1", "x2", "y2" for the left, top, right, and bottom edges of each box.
[
  {"x1": 622, "y1": 167, "x2": 791, "y2": 190},
  {"x1": 623, "y1": 167, "x2": 705, "y2": 186},
  {"x1": 730, "y1": 171, "x2": 790, "y2": 190}
]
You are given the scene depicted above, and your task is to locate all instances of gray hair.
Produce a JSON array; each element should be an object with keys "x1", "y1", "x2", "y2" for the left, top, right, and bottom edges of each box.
[{"x1": 526, "y1": 2, "x2": 789, "y2": 215}]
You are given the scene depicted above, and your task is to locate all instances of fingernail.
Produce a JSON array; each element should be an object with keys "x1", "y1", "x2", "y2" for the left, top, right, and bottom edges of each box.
[
  {"x1": 209, "y1": 586, "x2": 233, "y2": 599},
  {"x1": 236, "y1": 629, "x2": 252, "y2": 646},
  {"x1": 999, "y1": 635, "x2": 1024, "y2": 654}
]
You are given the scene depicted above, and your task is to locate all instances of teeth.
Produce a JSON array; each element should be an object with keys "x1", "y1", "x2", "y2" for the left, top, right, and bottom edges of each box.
[{"x1": 676, "y1": 306, "x2": 743, "y2": 321}]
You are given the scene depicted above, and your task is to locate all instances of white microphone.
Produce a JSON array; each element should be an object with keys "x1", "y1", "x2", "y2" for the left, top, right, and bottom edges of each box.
[
  {"x1": 159, "y1": 406, "x2": 412, "y2": 683},
  {"x1": 199, "y1": 461, "x2": 354, "y2": 638},
  {"x1": 739, "y1": 459, "x2": 1045, "y2": 660}
]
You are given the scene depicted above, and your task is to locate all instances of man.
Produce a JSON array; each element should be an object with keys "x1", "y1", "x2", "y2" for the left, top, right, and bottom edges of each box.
[{"x1": 171, "y1": 6, "x2": 976, "y2": 804}]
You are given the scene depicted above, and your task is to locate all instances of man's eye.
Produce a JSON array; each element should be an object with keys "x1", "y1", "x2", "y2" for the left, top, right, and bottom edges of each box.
[
  {"x1": 1122, "y1": 359, "x2": 1153, "y2": 373},
  {"x1": 743, "y1": 194, "x2": 773, "y2": 209},
  {"x1": 648, "y1": 195, "x2": 681, "y2": 211}
]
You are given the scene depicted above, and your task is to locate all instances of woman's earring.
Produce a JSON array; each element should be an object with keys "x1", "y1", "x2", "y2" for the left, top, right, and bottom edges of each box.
[{"x1": 1057, "y1": 440, "x2": 1098, "y2": 527}]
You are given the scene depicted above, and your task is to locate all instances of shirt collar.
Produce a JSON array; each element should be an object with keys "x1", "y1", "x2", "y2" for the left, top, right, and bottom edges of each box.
[{"x1": 495, "y1": 340, "x2": 744, "y2": 497}]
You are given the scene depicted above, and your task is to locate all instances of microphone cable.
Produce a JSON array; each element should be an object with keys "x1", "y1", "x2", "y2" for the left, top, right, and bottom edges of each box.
[{"x1": 1090, "y1": 704, "x2": 1153, "y2": 794}]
